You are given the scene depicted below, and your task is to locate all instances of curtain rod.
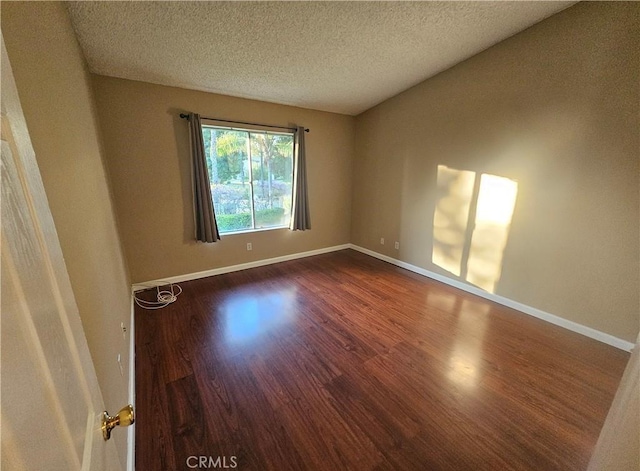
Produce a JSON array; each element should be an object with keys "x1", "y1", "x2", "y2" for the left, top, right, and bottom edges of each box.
[{"x1": 179, "y1": 113, "x2": 309, "y2": 133}]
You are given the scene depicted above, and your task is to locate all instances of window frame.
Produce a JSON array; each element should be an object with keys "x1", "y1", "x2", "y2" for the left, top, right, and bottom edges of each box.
[{"x1": 200, "y1": 121, "x2": 295, "y2": 236}]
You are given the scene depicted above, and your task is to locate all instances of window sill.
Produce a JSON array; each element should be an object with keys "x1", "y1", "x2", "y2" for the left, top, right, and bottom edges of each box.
[{"x1": 220, "y1": 225, "x2": 288, "y2": 237}]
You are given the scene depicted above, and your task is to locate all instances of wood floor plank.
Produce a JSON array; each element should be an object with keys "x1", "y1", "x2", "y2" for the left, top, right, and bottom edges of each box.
[
  {"x1": 135, "y1": 249, "x2": 629, "y2": 470},
  {"x1": 134, "y1": 340, "x2": 177, "y2": 470},
  {"x1": 166, "y1": 374, "x2": 212, "y2": 464},
  {"x1": 277, "y1": 386, "x2": 385, "y2": 471},
  {"x1": 213, "y1": 354, "x2": 308, "y2": 471}
]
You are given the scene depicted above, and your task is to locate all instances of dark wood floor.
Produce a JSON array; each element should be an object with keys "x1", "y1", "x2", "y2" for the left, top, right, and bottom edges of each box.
[{"x1": 135, "y1": 249, "x2": 629, "y2": 471}]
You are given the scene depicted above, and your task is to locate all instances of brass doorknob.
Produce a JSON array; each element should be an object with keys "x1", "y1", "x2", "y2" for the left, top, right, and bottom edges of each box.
[{"x1": 101, "y1": 404, "x2": 134, "y2": 441}]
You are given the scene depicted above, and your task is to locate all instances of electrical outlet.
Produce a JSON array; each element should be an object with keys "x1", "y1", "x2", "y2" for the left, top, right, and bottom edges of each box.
[
  {"x1": 247, "y1": 242, "x2": 252, "y2": 251},
  {"x1": 380, "y1": 238, "x2": 385, "y2": 245},
  {"x1": 120, "y1": 322, "x2": 127, "y2": 340},
  {"x1": 394, "y1": 241, "x2": 399, "y2": 250},
  {"x1": 117, "y1": 354, "x2": 124, "y2": 377}
]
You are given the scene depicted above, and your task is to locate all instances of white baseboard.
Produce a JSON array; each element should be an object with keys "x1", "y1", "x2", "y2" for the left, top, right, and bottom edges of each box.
[
  {"x1": 127, "y1": 296, "x2": 136, "y2": 471},
  {"x1": 132, "y1": 244, "x2": 351, "y2": 292},
  {"x1": 348, "y1": 244, "x2": 634, "y2": 352}
]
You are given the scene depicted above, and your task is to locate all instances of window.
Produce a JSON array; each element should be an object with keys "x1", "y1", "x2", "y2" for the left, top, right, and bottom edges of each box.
[{"x1": 201, "y1": 125, "x2": 294, "y2": 234}]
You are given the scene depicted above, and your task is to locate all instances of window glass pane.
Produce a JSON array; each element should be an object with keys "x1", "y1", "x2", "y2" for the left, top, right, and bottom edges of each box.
[
  {"x1": 202, "y1": 125, "x2": 294, "y2": 234},
  {"x1": 250, "y1": 132, "x2": 294, "y2": 229},
  {"x1": 202, "y1": 127, "x2": 252, "y2": 233}
]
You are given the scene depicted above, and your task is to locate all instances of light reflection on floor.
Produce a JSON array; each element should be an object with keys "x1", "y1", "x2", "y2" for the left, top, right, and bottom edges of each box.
[
  {"x1": 425, "y1": 289, "x2": 458, "y2": 313},
  {"x1": 221, "y1": 287, "x2": 298, "y2": 345},
  {"x1": 447, "y1": 299, "x2": 490, "y2": 389}
]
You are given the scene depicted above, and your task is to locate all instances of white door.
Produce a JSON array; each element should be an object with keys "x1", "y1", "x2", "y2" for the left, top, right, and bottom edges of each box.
[{"x1": 1, "y1": 35, "x2": 122, "y2": 471}]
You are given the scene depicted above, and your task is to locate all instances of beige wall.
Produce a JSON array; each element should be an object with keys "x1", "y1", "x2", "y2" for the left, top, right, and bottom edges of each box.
[
  {"x1": 2, "y1": 3, "x2": 132, "y2": 468},
  {"x1": 352, "y1": 2, "x2": 639, "y2": 342},
  {"x1": 92, "y1": 76, "x2": 354, "y2": 283}
]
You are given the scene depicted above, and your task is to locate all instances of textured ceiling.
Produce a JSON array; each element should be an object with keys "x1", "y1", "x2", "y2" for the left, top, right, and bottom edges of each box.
[{"x1": 67, "y1": 1, "x2": 575, "y2": 115}]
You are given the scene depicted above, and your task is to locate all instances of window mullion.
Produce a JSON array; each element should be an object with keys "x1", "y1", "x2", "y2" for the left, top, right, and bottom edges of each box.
[{"x1": 247, "y1": 132, "x2": 256, "y2": 229}]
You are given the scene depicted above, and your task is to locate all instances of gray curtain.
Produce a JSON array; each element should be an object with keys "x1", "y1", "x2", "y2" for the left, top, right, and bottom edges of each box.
[
  {"x1": 189, "y1": 113, "x2": 220, "y2": 242},
  {"x1": 290, "y1": 126, "x2": 311, "y2": 231}
]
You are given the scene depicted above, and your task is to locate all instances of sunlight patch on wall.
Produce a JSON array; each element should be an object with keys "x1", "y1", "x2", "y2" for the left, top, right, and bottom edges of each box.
[
  {"x1": 467, "y1": 174, "x2": 518, "y2": 292},
  {"x1": 432, "y1": 165, "x2": 518, "y2": 293},
  {"x1": 432, "y1": 166, "x2": 476, "y2": 277}
]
